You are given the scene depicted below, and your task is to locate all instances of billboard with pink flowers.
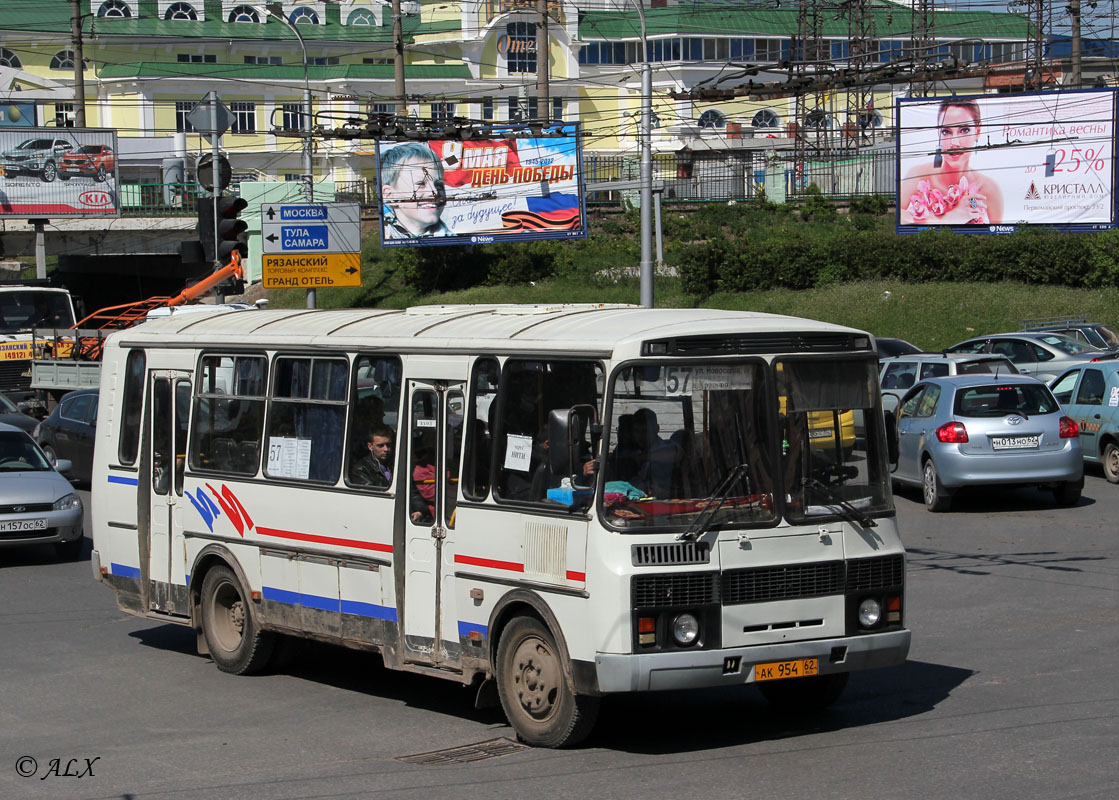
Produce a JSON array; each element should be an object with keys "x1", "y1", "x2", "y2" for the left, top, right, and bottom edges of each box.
[
  {"x1": 375, "y1": 123, "x2": 586, "y2": 248},
  {"x1": 896, "y1": 89, "x2": 1117, "y2": 234}
]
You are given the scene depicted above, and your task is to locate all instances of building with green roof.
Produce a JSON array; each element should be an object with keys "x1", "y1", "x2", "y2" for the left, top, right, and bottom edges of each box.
[{"x1": 0, "y1": 0, "x2": 1036, "y2": 186}]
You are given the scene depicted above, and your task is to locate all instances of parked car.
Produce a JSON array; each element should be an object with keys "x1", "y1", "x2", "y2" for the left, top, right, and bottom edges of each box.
[
  {"x1": 34, "y1": 388, "x2": 98, "y2": 483},
  {"x1": 945, "y1": 331, "x2": 1117, "y2": 382},
  {"x1": 875, "y1": 337, "x2": 922, "y2": 359},
  {"x1": 0, "y1": 393, "x2": 40, "y2": 434},
  {"x1": 0, "y1": 422, "x2": 84, "y2": 559},
  {"x1": 1022, "y1": 316, "x2": 1119, "y2": 352},
  {"x1": 1049, "y1": 361, "x2": 1119, "y2": 483},
  {"x1": 888, "y1": 375, "x2": 1083, "y2": 512},
  {"x1": 879, "y1": 353, "x2": 1017, "y2": 403},
  {"x1": 58, "y1": 144, "x2": 114, "y2": 182},
  {"x1": 0, "y1": 137, "x2": 74, "y2": 182}
]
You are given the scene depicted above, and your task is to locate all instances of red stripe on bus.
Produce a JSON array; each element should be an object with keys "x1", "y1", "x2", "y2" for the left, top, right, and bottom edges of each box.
[
  {"x1": 566, "y1": 571, "x2": 585, "y2": 582},
  {"x1": 256, "y1": 527, "x2": 393, "y2": 553},
  {"x1": 454, "y1": 554, "x2": 524, "y2": 573}
]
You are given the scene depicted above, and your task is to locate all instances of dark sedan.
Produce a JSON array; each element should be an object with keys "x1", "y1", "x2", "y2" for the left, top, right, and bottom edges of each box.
[
  {"x1": 34, "y1": 388, "x2": 98, "y2": 483},
  {"x1": 0, "y1": 393, "x2": 41, "y2": 434}
]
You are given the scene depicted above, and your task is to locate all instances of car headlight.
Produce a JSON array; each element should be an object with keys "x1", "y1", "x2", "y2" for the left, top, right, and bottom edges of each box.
[
  {"x1": 53, "y1": 493, "x2": 82, "y2": 512},
  {"x1": 671, "y1": 613, "x2": 700, "y2": 646},
  {"x1": 858, "y1": 597, "x2": 882, "y2": 628}
]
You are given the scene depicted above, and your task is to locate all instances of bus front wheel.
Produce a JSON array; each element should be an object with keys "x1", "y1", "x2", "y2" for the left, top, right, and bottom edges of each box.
[
  {"x1": 200, "y1": 564, "x2": 274, "y2": 675},
  {"x1": 496, "y1": 617, "x2": 599, "y2": 748}
]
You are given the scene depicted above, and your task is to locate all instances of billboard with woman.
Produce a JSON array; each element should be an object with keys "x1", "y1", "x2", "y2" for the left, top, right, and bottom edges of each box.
[{"x1": 896, "y1": 90, "x2": 1116, "y2": 233}]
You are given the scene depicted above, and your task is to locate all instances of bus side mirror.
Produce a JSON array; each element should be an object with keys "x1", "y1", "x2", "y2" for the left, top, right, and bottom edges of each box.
[
  {"x1": 883, "y1": 409, "x2": 899, "y2": 466},
  {"x1": 548, "y1": 404, "x2": 596, "y2": 479}
]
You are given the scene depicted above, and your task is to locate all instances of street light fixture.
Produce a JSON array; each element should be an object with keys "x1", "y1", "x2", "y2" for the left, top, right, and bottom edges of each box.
[{"x1": 259, "y1": 4, "x2": 316, "y2": 308}]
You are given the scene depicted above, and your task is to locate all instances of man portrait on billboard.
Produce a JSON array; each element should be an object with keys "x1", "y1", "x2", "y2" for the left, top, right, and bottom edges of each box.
[
  {"x1": 380, "y1": 142, "x2": 452, "y2": 239},
  {"x1": 900, "y1": 98, "x2": 1004, "y2": 226}
]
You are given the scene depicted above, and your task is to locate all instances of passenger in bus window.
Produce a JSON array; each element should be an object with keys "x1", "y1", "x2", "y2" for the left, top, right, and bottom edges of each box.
[
  {"x1": 411, "y1": 438, "x2": 436, "y2": 523},
  {"x1": 350, "y1": 425, "x2": 394, "y2": 488},
  {"x1": 629, "y1": 408, "x2": 680, "y2": 498}
]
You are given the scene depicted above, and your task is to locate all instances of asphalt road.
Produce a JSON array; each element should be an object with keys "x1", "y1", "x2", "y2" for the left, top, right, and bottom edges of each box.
[{"x1": 1, "y1": 474, "x2": 1116, "y2": 800}]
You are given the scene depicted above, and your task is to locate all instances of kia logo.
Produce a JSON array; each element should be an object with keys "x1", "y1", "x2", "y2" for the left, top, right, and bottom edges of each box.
[
  {"x1": 78, "y1": 190, "x2": 113, "y2": 207},
  {"x1": 1006, "y1": 416, "x2": 1022, "y2": 425}
]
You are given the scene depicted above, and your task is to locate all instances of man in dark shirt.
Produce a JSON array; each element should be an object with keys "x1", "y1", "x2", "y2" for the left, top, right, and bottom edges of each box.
[{"x1": 350, "y1": 425, "x2": 394, "y2": 487}]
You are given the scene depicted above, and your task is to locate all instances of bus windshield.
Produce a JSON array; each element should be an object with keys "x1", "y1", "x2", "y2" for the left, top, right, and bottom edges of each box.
[
  {"x1": 0, "y1": 290, "x2": 75, "y2": 334},
  {"x1": 602, "y1": 361, "x2": 778, "y2": 529},
  {"x1": 776, "y1": 358, "x2": 893, "y2": 525}
]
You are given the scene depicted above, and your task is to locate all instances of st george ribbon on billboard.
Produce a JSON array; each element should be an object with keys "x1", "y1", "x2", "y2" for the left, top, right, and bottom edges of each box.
[
  {"x1": 375, "y1": 123, "x2": 587, "y2": 248},
  {"x1": 896, "y1": 89, "x2": 1117, "y2": 234},
  {"x1": 0, "y1": 128, "x2": 120, "y2": 218}
]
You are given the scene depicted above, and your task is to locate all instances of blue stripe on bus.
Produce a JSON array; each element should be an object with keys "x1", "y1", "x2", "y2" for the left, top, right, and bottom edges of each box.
[
  {"x1": 340, "y1": 599, "x2": 398, "y2": 621},
  {"x1": 111, "y1": 563, "x2": 141, "y2": 579},
  {"x1": 458, "y1": 621, "x2": 488, "y2": 638},
  {"x1": 262, "y1": 587, "x2": 397, "y2": 622},
  {"x1": 108, "y1": 475, "x2": 139, "y2": 486}
]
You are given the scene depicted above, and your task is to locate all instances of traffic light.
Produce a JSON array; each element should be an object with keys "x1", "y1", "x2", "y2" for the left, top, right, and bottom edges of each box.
[{"x1": 197, "y1": 195, "x2": 249, "y2": 265}]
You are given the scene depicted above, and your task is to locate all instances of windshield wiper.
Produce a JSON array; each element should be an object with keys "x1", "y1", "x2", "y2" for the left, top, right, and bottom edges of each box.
[
  {"x1": 677, "y1": 462, "x2": 749, "y2": 542},
  {"x1": 802, "y1": 477, "x2": 877, "y2": 529}
]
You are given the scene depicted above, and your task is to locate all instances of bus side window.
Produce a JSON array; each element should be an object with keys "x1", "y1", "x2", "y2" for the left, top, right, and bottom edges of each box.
[
  {"x1": 463, "y1": 357, "x2": 499, "y2": 500},
  {"x1": 265, "y1": 356, "x2": 347, "y2": 483},
  {"x1": 493, "y1": 359, "x2": 602, "y2": 503},
  {"x1": 118, "y1": 349, "x2": 146, "y2": 465},
  {"x1": 345, "y1": 355, "x2": 403, "y2": 490},
  {"x1": 190, "y1": 355, "x2": 267, "y2": 476}
]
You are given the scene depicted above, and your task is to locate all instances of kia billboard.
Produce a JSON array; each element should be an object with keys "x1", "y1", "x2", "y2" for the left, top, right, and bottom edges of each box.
[
  {"x1": 896, "y1": 89, "x2": 1117, "y2": 234},
  {"x1": 0, "y1": 128, "x2": 120, "y2": 218},
  {"x1": 375, "y1": 123, "x2": 587, "y2": 247}
]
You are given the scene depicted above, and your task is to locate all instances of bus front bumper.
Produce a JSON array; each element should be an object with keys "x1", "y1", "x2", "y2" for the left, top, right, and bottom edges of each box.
[{"x1": 593, "y1": 629, "x2": 910, "y2": 693}]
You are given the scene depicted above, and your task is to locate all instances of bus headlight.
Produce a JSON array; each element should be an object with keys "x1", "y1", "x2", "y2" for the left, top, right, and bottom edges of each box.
[
  {"x1": 858, "y1": 597, "x2": 882, "y2": 628},
  {"x1": 672, "y1": 613, "x2": 699, "y2": 646}
]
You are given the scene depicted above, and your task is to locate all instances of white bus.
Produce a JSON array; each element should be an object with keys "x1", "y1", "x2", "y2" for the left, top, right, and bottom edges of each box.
[{"x1": 90, "y1": 304, "x2": 910, "y2": 747}]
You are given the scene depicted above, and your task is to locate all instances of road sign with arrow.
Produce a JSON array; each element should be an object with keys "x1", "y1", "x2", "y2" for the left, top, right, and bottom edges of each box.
[{"x1": 260, "y1": 202, "x2": 362, "y2": 288}]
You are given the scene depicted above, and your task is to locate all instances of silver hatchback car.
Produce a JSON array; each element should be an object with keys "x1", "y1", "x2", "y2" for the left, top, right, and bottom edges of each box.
[
  {"x1": 0, "y1": 423, "x2": 84, "y2": 559},
  {"x1": 888, "y1": 375, "x2": 1083, "y2": 512},
  {"x1": 946, "y1": 331, "x2": 1114, "y2": 383}
]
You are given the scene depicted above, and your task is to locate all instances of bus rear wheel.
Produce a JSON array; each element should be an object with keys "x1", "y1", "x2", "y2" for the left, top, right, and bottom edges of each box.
[
  {"x1": 200, "y1": 565, "x2": 274, "y2": 675},
  {"x1": 496, "y1": 617, "x2": 599, "y2": 748}
]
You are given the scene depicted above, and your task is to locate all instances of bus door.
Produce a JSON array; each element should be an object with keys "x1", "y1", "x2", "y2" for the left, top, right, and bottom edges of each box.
[
  {"x1": 402, "y1": 380, "x2": 465, "y2": 666},
  {"x1": 144, "y1": 371, "x2": 192, "y2": 615}
]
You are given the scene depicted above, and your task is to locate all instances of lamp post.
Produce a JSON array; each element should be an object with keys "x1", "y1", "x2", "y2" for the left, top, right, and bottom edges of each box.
[
  {"x1": 632, "y1": 0, "x2": 654, "y2": 309},
  {"x1": 262, "y1": 5, "x2": 316, "y2": 308}
]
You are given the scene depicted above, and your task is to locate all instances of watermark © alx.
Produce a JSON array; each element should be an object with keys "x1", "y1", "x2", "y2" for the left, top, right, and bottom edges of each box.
[{"x1": 14, "y1": 756, "x2": 99, "y2": 780}]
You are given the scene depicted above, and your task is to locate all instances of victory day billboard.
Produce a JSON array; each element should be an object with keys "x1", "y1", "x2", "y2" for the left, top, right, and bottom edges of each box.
[
  {"x1": 0, "y1": 128, "x2": 120, "y2": 218},
  {"x1": 375, "y1": 123, "x2": 586, "y2": 247},
  {"x1": 897, "y1": 89, "x2": 1117, "y2": 233}
]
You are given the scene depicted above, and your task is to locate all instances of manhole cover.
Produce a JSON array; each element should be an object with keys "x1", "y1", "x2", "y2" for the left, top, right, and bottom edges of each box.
[{"x1": 397, "y1": 737, "x2": 528, "y2": 765}]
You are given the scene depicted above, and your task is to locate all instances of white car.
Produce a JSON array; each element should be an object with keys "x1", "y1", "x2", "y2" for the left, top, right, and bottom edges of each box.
[
  {"x1": 0, "y1": 423, "x2": 84, "y2": 559},
  {"x1": 880, "y1": 353, "x2": 1016, "y2": 403}
]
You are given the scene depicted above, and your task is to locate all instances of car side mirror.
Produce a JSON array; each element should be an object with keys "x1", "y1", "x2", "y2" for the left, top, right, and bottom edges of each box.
[{"x1": 54, "y1": 458, "x2": 73, "y2": 475}]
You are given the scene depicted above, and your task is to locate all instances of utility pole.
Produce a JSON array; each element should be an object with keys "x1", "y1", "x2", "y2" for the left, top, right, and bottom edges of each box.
[
  {"x1": 393, "y1": 0, "x2": 407, "y2": 109},
  {"x1": 70, "y1": 0, "x2": 86, "y2": 127},
  {"x1": 536, "y1": 0, "x2": 550, "y2": 120},
  {"x1": 910, "y1": 0, "x2": 936, "y2": 98},
  {"x1": 1070, "y1": 0, "x2": 1082, "y2": 89}
]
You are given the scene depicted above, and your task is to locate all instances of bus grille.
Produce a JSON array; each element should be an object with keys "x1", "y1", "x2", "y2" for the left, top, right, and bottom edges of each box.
[
  {"x1": 0, "y1": 359, "x2": 32, "y2": 393},
  {"x1": 722, "y1": 561, "x2": 845, "y2": 605},
  {"x1": 847, "y1": 554, "x2": 905, "y2": 591},
  {"x1": 632, "y1": 555, "x2": 905, "y2": 609},
  {"x1": 646, "y1": 332, "x2": 860, "y2": 356},
  {"x1": 632, "y1": 541, "x2": 710, "y2": 566},
  {"x1": 632, "y1": 573, "x2": 716, "y2": 608}
]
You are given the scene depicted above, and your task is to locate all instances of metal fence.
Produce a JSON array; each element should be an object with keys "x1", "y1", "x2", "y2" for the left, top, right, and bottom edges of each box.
[{"x1": 117, "y1": 149, "x2": 897, "y2": 217}]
